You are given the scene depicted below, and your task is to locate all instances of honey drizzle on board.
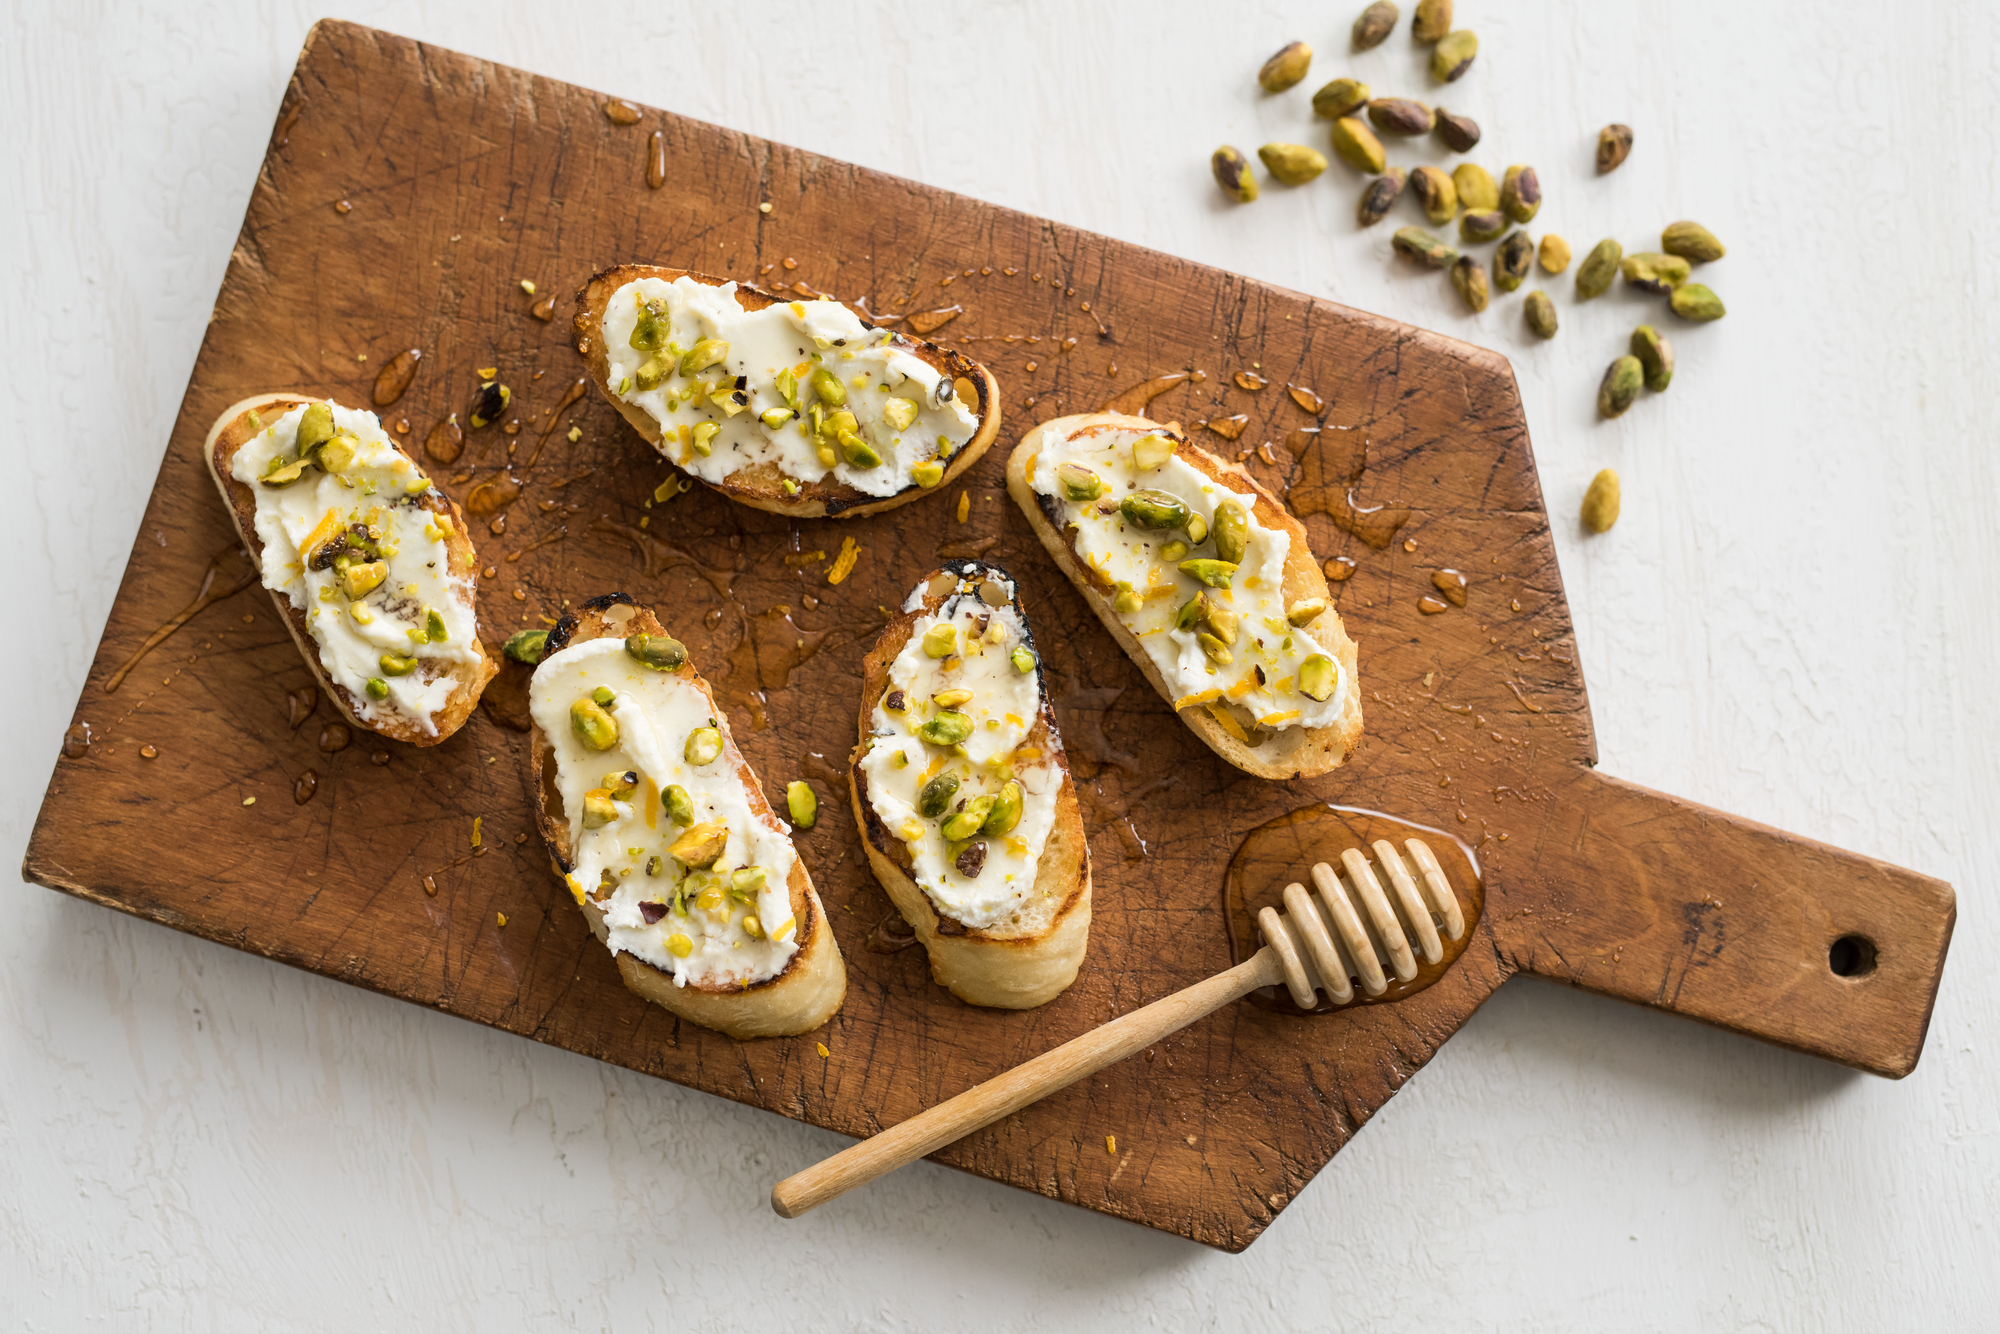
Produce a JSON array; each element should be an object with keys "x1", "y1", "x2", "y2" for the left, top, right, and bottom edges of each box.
[
  {"x1": 102, "y1": 546, "x2": 259, "y2": 694},
  {"x1": 371, "y1": 348, "x2": 422, "y2": 406},
  {"x1": 1097, "y1": 369, "x2": 1207, "y2": 416},
  {"x1": 1222, "y1": 803, "x2": 1485, "y2": 1015}
]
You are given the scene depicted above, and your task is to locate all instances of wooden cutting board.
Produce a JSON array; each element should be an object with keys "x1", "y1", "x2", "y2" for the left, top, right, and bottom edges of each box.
[{"x1": 25, "y1": 20, "x2": 1954, "y2": 1252}]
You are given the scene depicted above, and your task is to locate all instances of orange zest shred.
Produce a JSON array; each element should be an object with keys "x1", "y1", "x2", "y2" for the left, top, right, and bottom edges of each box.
[
  {"x1": 826, "y1": 536, "x2": 861, "y2": 584},
  {"x1": 1205, "y1": 702, "x2": 1250, "y2": 743},
  {"x1": 955, "y1": 490, "x2": 970, "y2": 523}
]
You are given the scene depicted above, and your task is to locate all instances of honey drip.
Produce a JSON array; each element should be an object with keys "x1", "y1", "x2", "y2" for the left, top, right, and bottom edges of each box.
[
  {"x1": 1203, "y1": 414, "x2": 1249, "y2": 441},
  {"x1": 522, "y1": 377, "x2": 589, "y2": 468},
  {"x1": 865, "y1": 910, "x2": 919, "y2": 954},
  {"x1": 317, "y1": 722, "x2": 352, "y2": 753},
  {"x1": 102, "y1": 546, "x2": 258, "y2": 694},
  {"x1": 465, "y1": 473, "x2": 524, "y2": 517},
  {"x1": 505, "y1": 525, "x2": 567, "y2": 563},
  {"x1": 1324, "y1": 555, "x2": 1358, "y2": 582},
  {"x1": 646, "y1": 131, "x2": 667, "y2": 189},
  {"x1": 1098, "y1": 369, "x2": 1207, "y2": 417},
  {"x1": 371, "y1": 348, "x2": 422, "y2": 407},
  {"x1": 603, "y1": 99, "x2": 642, "y2": 126},
  {"x1": 1431, "y1": 569, "x2": 1468, "y2": 607},
  {"x1": 286, "y1": 687, "x2": 319, "y2": 729},
  {"x1": 1418, "y1": 596, "x2": 1449, "y2": 615},
  {"x1": 905, "y1": 306, "x2": 963, "y2": 335},
  {"x1": 531, "y1": 296, "x2": 555, "y2": 322},
  {"x1": 424, "y1": 415, "x2": 464, "y2": 464},
  {"x1": 723, "y1": 606, "x2": 830, "y2": 728},
  {"x1": 294, "y1": 770, "x2": 319, "y2": 805},
  {"x1": 1233, "y1": 371, "x2": 1268, "y2": 391},
  {"x1": 1287, "y1": 384, "x2": 1325, "y2": 415},
  {"x1": 61, "y1": 722, "x2": 91, "y2": 759},
  {"x1": 1223, "y1": 803, "x2": 1485, "y2": 1015}
]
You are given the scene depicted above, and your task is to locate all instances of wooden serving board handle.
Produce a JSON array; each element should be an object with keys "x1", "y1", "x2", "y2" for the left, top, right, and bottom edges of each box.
[{"x1": 1491, "y1": 769, "x2": 1955, "y2": 1078}]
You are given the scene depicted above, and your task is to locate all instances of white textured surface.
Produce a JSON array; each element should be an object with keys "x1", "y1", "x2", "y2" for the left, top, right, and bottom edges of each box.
[{"x1": 5, "y1": 1, "x2": 1995, "y2": 1326}]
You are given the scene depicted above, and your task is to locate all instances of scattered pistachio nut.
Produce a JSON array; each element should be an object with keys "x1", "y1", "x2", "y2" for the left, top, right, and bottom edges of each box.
[
  {"x1": 1622, "y1": 251, "x2": 1690, "y2": 294},
  {"x1": 1367, "y1": 97, "x2": 1434, "y2": 136},
  {"x1": 684, "y1": 726, "x2": 723, "y2": 766},
  {"x1": 1298, "y1": 654, "x2": 1338, "y2": 702},
  {"x1": 1524, "y1": 289, "x2": 1559, "y2": 339},
  {"x1": 1661, "y1": 220, "x2": 1726, "y2": 263},
  {"x1": 582, "y1": 789, "x2": 618, "y2": 830},
  {"x1": 1287, "y1": 598, "x2": 1328, "y2": 626},
  {"x1": 592, "y1": 685, "x2": 616, "y2": 707},
  {"x1": 917, "y1": 711, "x2": 973, "y2": 747},
  {"x1": 787, "y1": 780, "x2": 818, "y2": 829},
  {"x1": 1131, "y1": 433, "x2": 1176, "y2": 471},
  {"x1": 941, "y1": 796, "x2": 997, "y2": 843},
  {"x1": 1174, "y1": 592, "x2": 1211, "y2": 631},
  {"x1": 667, "y1": 822, "x2": 728, "y2": 869},
  {"x1": 1056, "y1": 460, "x2": 1105, "y2": 501},
  {"x1": 918, "y1": 773, "x2": 961, "y2": 819},
  {"x1": 624, "y1": 631, "x2": 687, "y2": 671},
  {"x1": 1409, "y1": 165, "x2": 1458, "y2": 224},
  {"x1": 1010, "y1": 645, "x2": 1037, "y2": 674},
  {"x1": 1211, "y1": 499, "x2": 1250, "y2": 564},
  {"x1": 1357, "y1": 167, "x2": 1407, "y2": 226},
  {"x1": 911, "y1": 460, "x2": 944, "y2": 488},
  {"x1": 1120, "y1": 489, "x2": 1190, "y2": 530},
  {"x1": 1631, "y1": 325, "x2": 1674, "y2": 392},
  {"x1": 1538, "y1": 233, "x2": 1572, "y2": 274},
  {"x1": 921, "y1": 623, "x2": 957, "y2": 658},
  {"x1": 1329, "y1": 117, "x2": 1387, "y2": 173},
  {"x1": 1576, "y1": 238, "x2": 1624, "y2": 299},
  {"x1": 1670, "y1": 283, "x2": 1726, "y2": 322},
  {"x1": 1180, "y1": 558, "x2": 1238, "y2": 589},
  {"x1": 1312, "y1": 76, "x2": 1371, "y2": 120},
  {"x1": 1113, "y1": 581, "x2": 1143, "y2": 613},
  {"x1": 663, "y1": 784, "x2": 695, "y2": 826},
  {"x1": 501, "y1": 629, "x2": 548, "y2": 665},
  {"x1": 1458, "y1": 209, "x2": 1507, "y2": 243},
  {"x1": 1494, "y1": 231, "x2": 1534, "y2": 292},
  {"x1": 296, "y1": 402, "x2": 335, "y2": 455},
  {"x1": 984, "y1": 780, "x2": 1024, "y2": 836},
  {"x1": 378, "y1": 651, "x2": 418, "y2": 677},
  {"x1": 1451, "y1": 163, "x2": 1498, "y2": 211},
  {"x1": 1450, "y1": 254, "x2": 1490, "y2": 312},
  {"x1": 1186, "y1": 512, "x2": 1210, "y2": 545},
  {"x1": 1412, "y1": 0, "x2": 1452, "y2": 41},
  {"x1": 1581, "y1": 469, "x2": 1621, "y2": 533},
  {"x1": 364, "y1": 677, "x2": 389, "y2": 700},
  {"x1": 1211, "y1": 145, "x2": 1259, "y2": 203},
  {"x1": 1597, "y1": 356, "x2": 1643, "y2": 418},
  {"x1": 1500, "y1": 165, "x2": 1540, "y2": 223},
  {"x1": 1431, "y1": 29, "x2": 1477, "y2": 82},
  {"x1": 1352, "y1": 0, "x2": 1399, "y2": 50},
  {"x1": 1258, "y1": 41, "x2": 1312, "y2": 93},
  {"x1": 1205, "y1": 606, "x2": 1240, "y2": 645},
  {"x1": 680, "y1": 338, "x2": 730, "y2": 378},
  {"x1": 1434, "y1": 107, "x2": 1480, "y2": 152},
  {"x1": 336, "y1": 560, "x2": 387, "y2": 600},
  {"x1": 570, "y1": 697, "x2": 618, "y2": 751},
  {"x1": 1392, "y1": 225, "x2": 1458, "y2": 269},
  {"x1": 1197, "y1": 631, "x2": 1232, "y2": 665},
  {"x1": 1596, "y1": 123, "x2": 1634, "y2": 175},
  {"x1": 1259, "y1": 142, "x2": 1327, "y2": 186}
]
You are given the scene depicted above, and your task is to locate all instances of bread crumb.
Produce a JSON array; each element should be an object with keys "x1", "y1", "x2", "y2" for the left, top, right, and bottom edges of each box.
[
  {"x1": 496, "y1": 912, "x2": 508, "y2": 927},
  {"x1": 955, "y1": 491, "x2": 970, "y2": 523},
  {"x1": 759, "y1": 202, "x2": 772, "y2": 214},
  {"x1": 242, "y1": 796, "x2": 256, "y2": 806},
  {"x1": 816, "y1": 1042, "x2": 829, "y2": 1059},
  {"x1": 1105, "y1": 1135, "x2": 1117, "y2": 1155}
]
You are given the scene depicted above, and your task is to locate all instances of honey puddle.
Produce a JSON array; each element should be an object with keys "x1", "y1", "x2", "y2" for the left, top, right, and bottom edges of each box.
[
  {"x1": 1098, "y1": 369, "x2": 1207, "y2": 417},
  {"x1": 371, "y1": 349, "x2": 422, "y2": 407},
  {"x1": 645, "y1": 131, "x2": 667, "y2": 189},
  {"x1": 1223, "y1": 804, "x2": 1485, "y2": 1015},
  {"x1": 103, "y1": 546, "x2": 258, "y2": 694}
]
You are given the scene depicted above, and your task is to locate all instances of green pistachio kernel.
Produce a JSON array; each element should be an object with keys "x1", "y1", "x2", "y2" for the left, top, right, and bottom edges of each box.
[
  {"x1": 378, "y1": 651, "x2": 418, "y2": 677},
  {"x1": 365, "y1": 677, "x2": 390, "y2": 700},
  {"x1": 916, "y1": 711, "x2": 973, "y2": 747},
  {"x1": 1298, "y1": 653, "x2": 1337, "y2": 702},
  {"x1": 625, "y1": 632, "x2": 688, "y2": 671},
  {"x1": 808, "y1": 366, "x2": 848, "y2": 407},
  {"x1": 983, "y1": 780, "x2": 1024, "y2": 836},
  {"x1": 1179, "y1": 558, "x2": 1239, "y2": 589},
  {"x1": 684, "y1": 726, "x2": 723, "y2": 766},
  {"x1": 663, "y1": 784, "x2": 695, "y2": 827},
  {"x1": 581, "y1": 789, "x2": 618, "y2": 830},
  {"x1": 918, "y1": 772, "x2": 961, "y2": 819},
  {"x1": 882, "y1": 397, "x2": 919, "y2": 431},
  {"x1": 679, "y1": 338, "x2": 730, "y2": 378},
  {"x1": 502, "y1": 629, "x2": 548, "y2": 664},
  {"x1": 1160, "y1": 539, "x2": 1190, "y2": 563},
  {"x1": 1211, "y1": 499, "x2": 1251, "y2": 564},
  {"x1": 689, "y1": 420, "x2": 720, "y2": 457},
  {"x1": 1010, "y1": 645, "x2": 1037, "y2": 674},
  {"x1": 1055, "y1": 460, "x2": 1104, "y2": 502},
  {"x1": 629, "y1": 301, "x2": 670, "y2": 351},
  {"x1": 921, "y1": 623, "x2": 957, "y2": 659},
  {"x1": 1113, "y1": 582, "x2": 1143, "y2": 614},
  {"x1": 591, "y1": 685, "x2": 616, "y2": 707},
  {"x1": 1120, "y1": 489, "x2": 1190, "y2": 530},
  {"x1": 786, "y1": 780, "x2": 818, "y2": 829},
  {"x1": 760, "y1": 407, "x2": 795, "y2": 430},
  {"x1": 1175, "y1": 591, "x2": 1211, "y2": 631},
  {"x1": 634, "y1": 353, "x2": 671, "y2": 392},
  {"x1": 1131, "y1": 433, "x2": 1176, "y2": 471},
  {"x1": 911, "y1": 459, "x2": 945, "y2": 488},
  {"x1": 731, "y1": 866, "x2": 768, "y2": 895},
  {"x1": 424, "y1": 607, "x2": 447, "y2": 642},
  {"x1": 570, "y1": 698, "x2": 618, "y2": 750},
  {"x1": 940, "y1": 795, "x2": 997, "y2": 842}
]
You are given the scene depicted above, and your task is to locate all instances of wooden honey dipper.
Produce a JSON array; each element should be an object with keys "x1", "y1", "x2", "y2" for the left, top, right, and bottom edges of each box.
[{"x1": 771, "y1": 837, "x2": 1467, "y2": 1218}]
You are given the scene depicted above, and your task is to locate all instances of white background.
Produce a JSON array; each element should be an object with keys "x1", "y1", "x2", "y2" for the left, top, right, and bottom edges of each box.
[{"x1": 6, "y1": 2, "x2": 1996, "y2": 1328}]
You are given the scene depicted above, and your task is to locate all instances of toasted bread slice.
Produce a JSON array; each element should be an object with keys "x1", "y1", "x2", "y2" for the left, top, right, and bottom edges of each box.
[
  {"x1": 1007, "y1": 413, "x2": 1363, "y2": 780},
  {"x1": 205, "y1": 394, "x2": 496, "y2": 746},
  {"x1": 574, "y1": 264, "x2": 1000, "y2": 518},
  {"x1": 850, "y1": 562, "x2": 1090, "y2": 1009},
  {"x1": 528, "y1": 594, "x2": 844, "y2": 1039}
]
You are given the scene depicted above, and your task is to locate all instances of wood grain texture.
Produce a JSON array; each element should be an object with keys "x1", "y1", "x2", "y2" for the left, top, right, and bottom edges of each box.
[{"x1": 20, "y1": 20, "x2": 1953, "y2": 1252}]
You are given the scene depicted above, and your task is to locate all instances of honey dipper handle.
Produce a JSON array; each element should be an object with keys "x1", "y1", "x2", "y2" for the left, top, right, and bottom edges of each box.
[
  {"x1": 1495, "y1": 769, "x2": 1956, "y2": 1078},
  {"x1": 771, "y1": 949, "x2": 1286, "y2": 1218}
]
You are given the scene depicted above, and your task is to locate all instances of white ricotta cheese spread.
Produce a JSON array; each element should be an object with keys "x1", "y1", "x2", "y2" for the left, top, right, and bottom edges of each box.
[
  {"x1": 529, "y1": 635, "x2": 800, "y2": 989},
  {"x1": 601, "y1": 276, "x2": 979, "y2": 498},
  {"x1": 1023, "y1": 423, "x2": 1344, "y2": 733},
  {"x1": 229, "y1": 400, "x2": 479, "y2": 736},
  {"x1": 856, "y1": 569, "x2": 1065, "y2": 933}
]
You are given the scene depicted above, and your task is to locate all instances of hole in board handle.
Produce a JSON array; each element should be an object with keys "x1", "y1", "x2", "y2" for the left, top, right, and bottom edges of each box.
[{"x1": 1828, "y1": 934, "x2": 1878, "y2": 979}]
